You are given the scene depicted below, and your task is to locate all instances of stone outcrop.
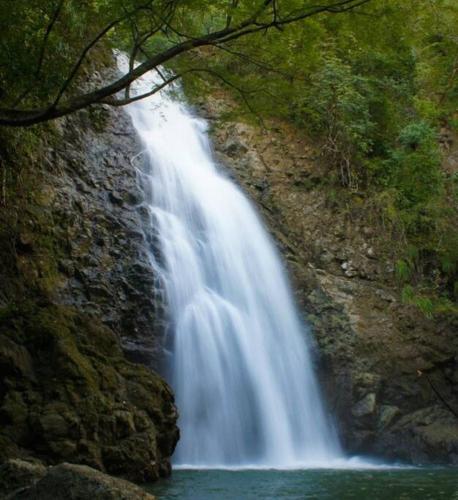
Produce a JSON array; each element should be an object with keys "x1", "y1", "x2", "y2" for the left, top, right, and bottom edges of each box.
[
  {"x1": 0, "y1": 90, "x2": 178, "y2": 479},
  {"x1": 1, "y1": 460, "x2": 155, "y2": 499},
  {"x1": 42, "y1": 100, "x2": 167, "y2": 365},
  {"x1": 0, "y1": 302, "x2": 178, "y2": 481},
  {"x1": 198, "y1": 91, "x2": 458, "y2": 464},
  {"x1": 0, "y1": 459, "x2": 47, "y2": 498}
]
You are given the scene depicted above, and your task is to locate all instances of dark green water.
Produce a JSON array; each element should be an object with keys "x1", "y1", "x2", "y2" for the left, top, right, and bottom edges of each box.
[{"x1": 148, "y1": 468, "x2": 458, "y2": 499}]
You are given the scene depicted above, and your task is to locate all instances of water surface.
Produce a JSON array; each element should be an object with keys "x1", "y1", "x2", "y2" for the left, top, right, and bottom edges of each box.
[{"x1": 148, "y1": 469, "x2": 458, "y2": 499}]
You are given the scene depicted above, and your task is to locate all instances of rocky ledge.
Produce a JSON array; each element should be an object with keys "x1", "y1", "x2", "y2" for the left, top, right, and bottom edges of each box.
[{"x1": 0, "y1": 459, "x2": 155, "y2": 499}]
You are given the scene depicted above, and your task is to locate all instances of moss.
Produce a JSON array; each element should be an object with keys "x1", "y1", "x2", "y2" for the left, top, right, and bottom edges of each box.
[
  {"x1": 0, "y1": 118, "x2": 64, "y2": 303},
  {"x1": 0, "y1": 437, "x2": 20, "y2": 463},
  {"x1": 0, "y1": 301, "x2": 177, "y2": 479},
  {"x1": 0, "y1": 391, "x2": 28, "y2": 427},
  {"x1": 88, "y1": 106, "x2": 111, "y2": 133}
]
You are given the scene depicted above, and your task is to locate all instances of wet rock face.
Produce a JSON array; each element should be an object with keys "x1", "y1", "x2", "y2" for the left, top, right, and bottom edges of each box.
[
  {"x1": 0, "y1": 102, "x2": 178, "y2": 479},
  {"x1": 49, "y1": 106, "x2": 166, "y2": 366},
  {"x1": 198, "y1": 92, "x2": 458, "y2": 464}
]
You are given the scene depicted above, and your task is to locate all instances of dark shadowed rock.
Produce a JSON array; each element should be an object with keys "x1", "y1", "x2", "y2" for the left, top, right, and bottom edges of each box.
[
  {"x1": 0, "y1": 303, "x2": 178, "y2": 482},
  {"x1": 5, "y1": 462, "x2": 155, "y2": 499},
  {"x1": 0, "y1": 459, "x2": 46, "y2": 498},
  {"x1": 0, "y1": 70, "x2": 178, "y2": 480}
]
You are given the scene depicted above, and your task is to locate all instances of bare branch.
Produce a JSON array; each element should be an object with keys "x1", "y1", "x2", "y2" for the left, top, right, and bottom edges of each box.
[
  {"x1": 52, "y1": 0, "x2": 156, "y2": 108},
  {"x1": 213, "y1": 43, "x2": 297, "y2": 81},
  {"x1": 102, "y1": 73, "x2": 182, "y2": 106},
  {"x1": 226, "y1": 0, "x2": 239, "y2": 28},
  {"x1": 125, "y1": 1, "x2": 177, "y2": 99},
  {"x1": 36, "y1": 0, "x2": 66, "y2": 78}
]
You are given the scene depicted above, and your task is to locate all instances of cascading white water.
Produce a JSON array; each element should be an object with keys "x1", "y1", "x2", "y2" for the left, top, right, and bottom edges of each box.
[{"x1": 119, "y1": 55, "x2": 342, "y2": 468}]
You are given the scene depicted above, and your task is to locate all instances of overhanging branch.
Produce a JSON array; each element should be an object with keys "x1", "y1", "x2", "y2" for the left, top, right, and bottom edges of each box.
[{"x1": 0, "y1": 0, "x2": 373, "y2": 127}]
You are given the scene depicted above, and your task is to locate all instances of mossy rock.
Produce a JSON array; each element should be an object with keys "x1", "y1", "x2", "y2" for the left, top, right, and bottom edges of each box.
[
  {"x1": 1, "y1": 461, "x2": 155, "y2": 500},
  {"x1": 0, "y1": 303, "x2": 178, "y2": 482}
]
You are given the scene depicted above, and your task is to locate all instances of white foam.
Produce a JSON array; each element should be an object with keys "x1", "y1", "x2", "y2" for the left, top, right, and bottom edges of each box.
[{"x1": 120, "y1": 52, "x2": 344, "y2": 467}]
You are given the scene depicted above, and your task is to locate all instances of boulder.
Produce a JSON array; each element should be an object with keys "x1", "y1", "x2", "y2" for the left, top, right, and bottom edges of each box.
[
  {"x1": 5, "y1": 462, "x2": 155, "y2": 500},
  {"x1": 0, "y1": 459, "x2": 46, "y2": 498},
  {"x1": 352, "y1": 393, "x2": 377, "y2": 418}
]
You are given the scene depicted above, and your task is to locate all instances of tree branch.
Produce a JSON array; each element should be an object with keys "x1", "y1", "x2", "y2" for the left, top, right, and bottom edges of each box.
[
  {"x1": 226, "y1": 0, "x2": 239, "y2": 28},
  {"x1": 0, "y1": 0, "x2": 372, "y2": 127},
  {"x1": 102, "y1": 73, "x2": 182, "y2": 106},
  {"x1": 52, "y1": 0, "x2": 156, "y2": 108}
]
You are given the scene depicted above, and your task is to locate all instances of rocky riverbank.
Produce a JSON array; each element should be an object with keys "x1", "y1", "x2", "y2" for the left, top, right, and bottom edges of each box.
[{"x1": 198, "y1": 90, "x2": 458, "y2": 464}]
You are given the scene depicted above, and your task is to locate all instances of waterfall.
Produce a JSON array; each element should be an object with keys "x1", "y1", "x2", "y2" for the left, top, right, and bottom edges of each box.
[{"x1": 119, "y1": 55, "x2": 342, "y2": 468}]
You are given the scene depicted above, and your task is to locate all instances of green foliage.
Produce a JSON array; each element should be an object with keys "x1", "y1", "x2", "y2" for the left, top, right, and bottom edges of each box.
[
  {"x1": 0, "y1": 0, "x2": 103, "y2": 106},
  {"x1": 401, "y1": 284, "x2": 458, "y2": 318},
  {"x1": 182, "y1": 0, "x2": 457, "y2": 315},
  {"x1": 293, "y1": 56, "x2": 375, "y2": 187},
  {"x1": 401, "y1": 285, "x2": 435, "y2": 318},
  {"x1": 0, "y1": 0, "x2": 239, "y2": 111},
  {"x1": 396, "y1": 260, "x2": 413, "y2": 283},
  {"x1": 384, "y1": 122, "x2": 442, "y2": 211}
]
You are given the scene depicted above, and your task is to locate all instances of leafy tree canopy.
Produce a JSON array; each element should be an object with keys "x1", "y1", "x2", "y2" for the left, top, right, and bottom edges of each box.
[{"x1": 0, "y1": 0, "x2": 372, "y2": 126}]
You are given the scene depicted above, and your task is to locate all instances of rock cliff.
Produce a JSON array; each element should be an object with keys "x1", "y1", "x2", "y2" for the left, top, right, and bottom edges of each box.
[
  {"x1": 0, "y1": 101, "x2": 178, "y2": 481},
  {"x1": 199, "y1": 91, "x2": 458, "y2": 464}
]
